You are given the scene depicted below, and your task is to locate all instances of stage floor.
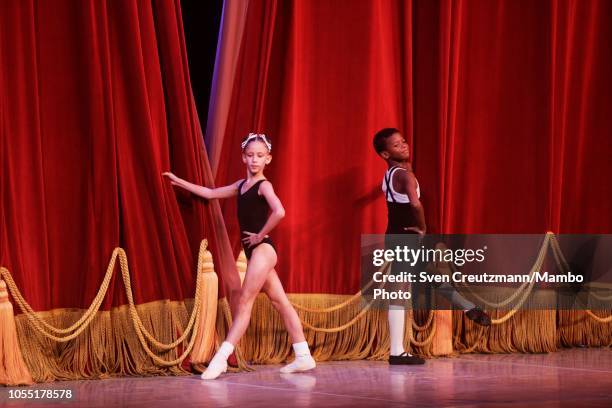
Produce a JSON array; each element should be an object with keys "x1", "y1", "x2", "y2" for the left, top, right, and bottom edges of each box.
[{"x1": 2, "y1": 348, "x2": 612, "y2": 407}]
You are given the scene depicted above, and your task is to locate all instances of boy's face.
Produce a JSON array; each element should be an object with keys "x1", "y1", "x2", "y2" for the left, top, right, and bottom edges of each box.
[{"x1": 381, "y1": 133, "x2": 410, "y2": 161}]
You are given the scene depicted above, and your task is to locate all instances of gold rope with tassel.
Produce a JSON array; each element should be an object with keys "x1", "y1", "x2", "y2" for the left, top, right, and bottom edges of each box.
[
  {"x1": 1, "y1": 245, "x2": 204, "y2": 351},
  {"x1": 0, "y1": 239, "x2": 217, "y2": 381},
  {"x1": 0, "y1": 278, "x2": 34, "y2": 385},
  {"x1": 2, "y1": 232, "x2": 610, "y2": 383},
  {"x1": 189, "y1": 240, "x2": 219, "y2": 365},
  {"x1": 116, "y1": 245, "x2": 203, "y2": 366}
]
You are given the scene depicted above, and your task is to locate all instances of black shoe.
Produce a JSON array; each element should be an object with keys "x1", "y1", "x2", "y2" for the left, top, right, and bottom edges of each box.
[
  {"x1": 389, "y1": 352, "x2": 426, "y2": 365},
  {"x1": 465, "y1": 307, "x2": 491, "y2": 326}
]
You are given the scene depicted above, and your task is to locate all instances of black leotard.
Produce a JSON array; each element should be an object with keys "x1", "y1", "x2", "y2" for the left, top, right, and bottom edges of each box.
[
  {"x1": 237, "y1": 179, "x2": 276, "y2": 259},
  {"x1": 383, "y1": 166, "x2": 421, "y2": 234}
]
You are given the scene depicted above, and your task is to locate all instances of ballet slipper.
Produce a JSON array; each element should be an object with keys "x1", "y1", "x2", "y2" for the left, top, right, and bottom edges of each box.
[
  {"x1": 201, "y1": 360, "x2": 227, "y2": 380},
  {"x1": 279, "y1": 355, "x2": 316, "y2": 374}
]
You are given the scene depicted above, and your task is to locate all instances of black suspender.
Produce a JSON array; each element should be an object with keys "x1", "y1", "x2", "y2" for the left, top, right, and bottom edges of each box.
[{"x1": 385, "y1": 166, "x2": 398, "y2": 203}]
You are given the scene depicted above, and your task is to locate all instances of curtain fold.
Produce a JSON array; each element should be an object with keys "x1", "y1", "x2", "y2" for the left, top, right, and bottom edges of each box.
[
  {"x1": 205, "y1": 0, "x2": 250, "y2": 175},
  {"x1": 547, "y1": 0, "x2": 612, "y2": 232},
  {"x1": 0, "y1": 0, "x2": 237, "y2": 311}
]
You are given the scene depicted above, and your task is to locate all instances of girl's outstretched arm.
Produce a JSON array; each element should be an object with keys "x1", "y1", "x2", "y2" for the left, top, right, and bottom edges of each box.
[
  {"x1": 242, "y1": 180, "x2": 285, "y2": 247},
  {"x1": 163, "y1": 172, "x2": 240, "y2": 199}
]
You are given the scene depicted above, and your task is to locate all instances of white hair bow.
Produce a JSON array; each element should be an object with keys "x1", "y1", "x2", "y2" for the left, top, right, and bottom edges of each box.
[{"x1": 241, "y1": 133, "x2": 272, "y2": 151}]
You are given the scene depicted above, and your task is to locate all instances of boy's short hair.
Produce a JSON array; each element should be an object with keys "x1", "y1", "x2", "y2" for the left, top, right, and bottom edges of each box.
[{"x1": 373, "y1": 128, "x2": 401, "y2": 154}]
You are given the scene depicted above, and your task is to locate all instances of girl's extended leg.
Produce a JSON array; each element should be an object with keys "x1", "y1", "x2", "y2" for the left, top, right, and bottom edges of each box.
[
  {"x1": 262, "y1": 269, "x2": 305, "y2": 343},
  {"x1": 262, "y1": 270, "x2": 316, "y2": 373},
  {"x1": 201, "y1": 244, "x2": 276, "y2": 380},
  {"x1": 225, "y1": 245, "x2": 276, "y2": 345}
]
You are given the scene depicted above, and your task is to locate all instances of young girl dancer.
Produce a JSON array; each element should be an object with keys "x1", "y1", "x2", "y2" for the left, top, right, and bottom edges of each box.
[{"x1": 163, "y1": 133, "x2": 315, "y2": 380}]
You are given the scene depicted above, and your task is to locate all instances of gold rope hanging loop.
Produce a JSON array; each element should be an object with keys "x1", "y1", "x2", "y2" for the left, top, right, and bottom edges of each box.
[
  {"x1": 457, "y1": 233, "x2": 550, "y2": 309},
  {"x1": 0, "y1": 256, "x2": 117, "y2": 342},
  {"x1": 412, "y1": 309, "x2": 435, "y2": 331},
  {"x1": 549, "y1": 234, "x2": 612, "y2": 323},
  {"x1": 0, "y1": 252, "x2": 116, "y2": 337},
  {"x1": 409, "y1": 315, "x2": 437, "y2": 346},
  {"x1": 299, "y1": 301, "x2": 374, "y2": 333},
  {"x1": 585, "y1": 310, "x2": 612, "y2": 323},
  {"x1": 114, "y1": 241, "x2": 208, "y2": 365},
  {"x1": 289, "y1": 262, "x2": 391, "y2": 313},
  {"x1": 489, "y1": 254, "x2": 546, "y2": 325},
  {"x1": 117, "y1": 240, "x2": 206, "y2": 351},
  {"x1": 0, "y1": 240, "x2": 209, "y2": 361},
  {"x1": 295, "y1": 266, "x2": 393, "y2": 333},
  {"x1": 457, "y1": 325, "x2": 486, "y2": 353}
]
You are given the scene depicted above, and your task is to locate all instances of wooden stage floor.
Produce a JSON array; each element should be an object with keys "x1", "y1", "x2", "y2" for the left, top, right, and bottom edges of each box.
[{"x1": 2, "y1": 348, "x2": 612, "y2": 407}]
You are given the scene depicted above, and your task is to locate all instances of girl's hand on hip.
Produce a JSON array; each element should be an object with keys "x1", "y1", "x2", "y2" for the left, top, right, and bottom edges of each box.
[{"x1": 242, "y1": 231, "x2": 267, "y2": 248}]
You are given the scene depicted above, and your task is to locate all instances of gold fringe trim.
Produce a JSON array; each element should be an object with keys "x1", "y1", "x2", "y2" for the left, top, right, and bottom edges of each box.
[
  {"x1": 14, "y1": 300, "x2": 195, "y2": 382},
  {"x1": 558, "y1": 310, "x2": 612, "y2": 347},
  {"x1": 236, "y1": 295, "x2": 611, "y2": 364},
  {"x1": 3, "y1": 232, "x2": 610, "y2": 384},
  {"x1": 8, "y1": 296, "x2": 612, "y2": 382},
  {"x1": 1, "y1": 239, "x2": 224, "y2": 384},
  {"x1": 453, "y1": 309, "x2": 559, "y2": 353},
  {"x1": 239, "y1": 294, "x2": 390, "y2": 364}
]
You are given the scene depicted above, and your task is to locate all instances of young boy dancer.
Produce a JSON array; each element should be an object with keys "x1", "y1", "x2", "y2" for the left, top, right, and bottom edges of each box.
[{"x1": 373, "y1": 128, "x2": 491, "y2": 365}]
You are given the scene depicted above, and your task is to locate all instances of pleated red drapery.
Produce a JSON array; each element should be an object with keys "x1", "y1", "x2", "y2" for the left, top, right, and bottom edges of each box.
[
  {"x1": 213, "y1": 0, "x2": 612, "y2": 295},
  {"x1": 0, "y1": 0, "x2": 238, "y2": 311},
  {"x1": 1, "y1": 0, "x2": 610, "y2": 310}
]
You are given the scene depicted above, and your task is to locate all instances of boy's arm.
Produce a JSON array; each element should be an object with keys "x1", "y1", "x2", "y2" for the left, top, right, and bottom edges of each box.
[
  {"x1": 397, "y1": 170, "x2": 427, "y2": 233},
  {"x1": 163, "y1": 172, "x2": 240, "y2": 199}
]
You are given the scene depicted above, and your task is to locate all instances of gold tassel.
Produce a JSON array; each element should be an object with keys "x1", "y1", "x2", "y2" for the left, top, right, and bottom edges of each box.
[
  {"x1": 189, "y1": 240, "x2": 219, "y2": 367},
  {"x1": 432, "y1": 310, "x2": 453, "y2": 356},
  {"x1": 428, "y1": 245, "x2": 454, "y2": 356},
  {"x1": 236, "y1": 250, "x2": 247, "y2": 285},
  {"x1": 197, "y1": 250, "x2": 252, "y2": 373},
  {"x1": 0, "y1": 279, "x2": 34, "y2": 385}
]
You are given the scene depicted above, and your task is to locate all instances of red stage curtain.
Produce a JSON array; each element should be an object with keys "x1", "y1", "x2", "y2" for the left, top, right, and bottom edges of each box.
[
  {"x1": 214, "y1": 0, "x2": 611, "y2": 295},
  {"x1": 0, "y1": 0, "x2": 238, "y2": 311}
]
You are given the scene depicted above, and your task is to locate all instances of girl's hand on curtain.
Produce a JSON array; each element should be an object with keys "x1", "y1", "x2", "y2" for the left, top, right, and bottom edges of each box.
[{"x1": 162, "y1": 172, "x2": 182, "y2": 186}]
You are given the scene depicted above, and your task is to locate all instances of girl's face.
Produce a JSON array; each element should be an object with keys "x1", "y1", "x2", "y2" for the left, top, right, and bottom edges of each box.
[{"x1": 242, "y1": 140, "x2": 271, "y2": 175}]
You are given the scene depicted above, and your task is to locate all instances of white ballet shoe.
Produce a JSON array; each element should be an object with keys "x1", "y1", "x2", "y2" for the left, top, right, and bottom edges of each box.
[
  {"x1": 200, "y1": 360, "x2": 227, "y2": 380},
  {"x1": 280, "y1": 355, "x2": 316, "y2": 374}
]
